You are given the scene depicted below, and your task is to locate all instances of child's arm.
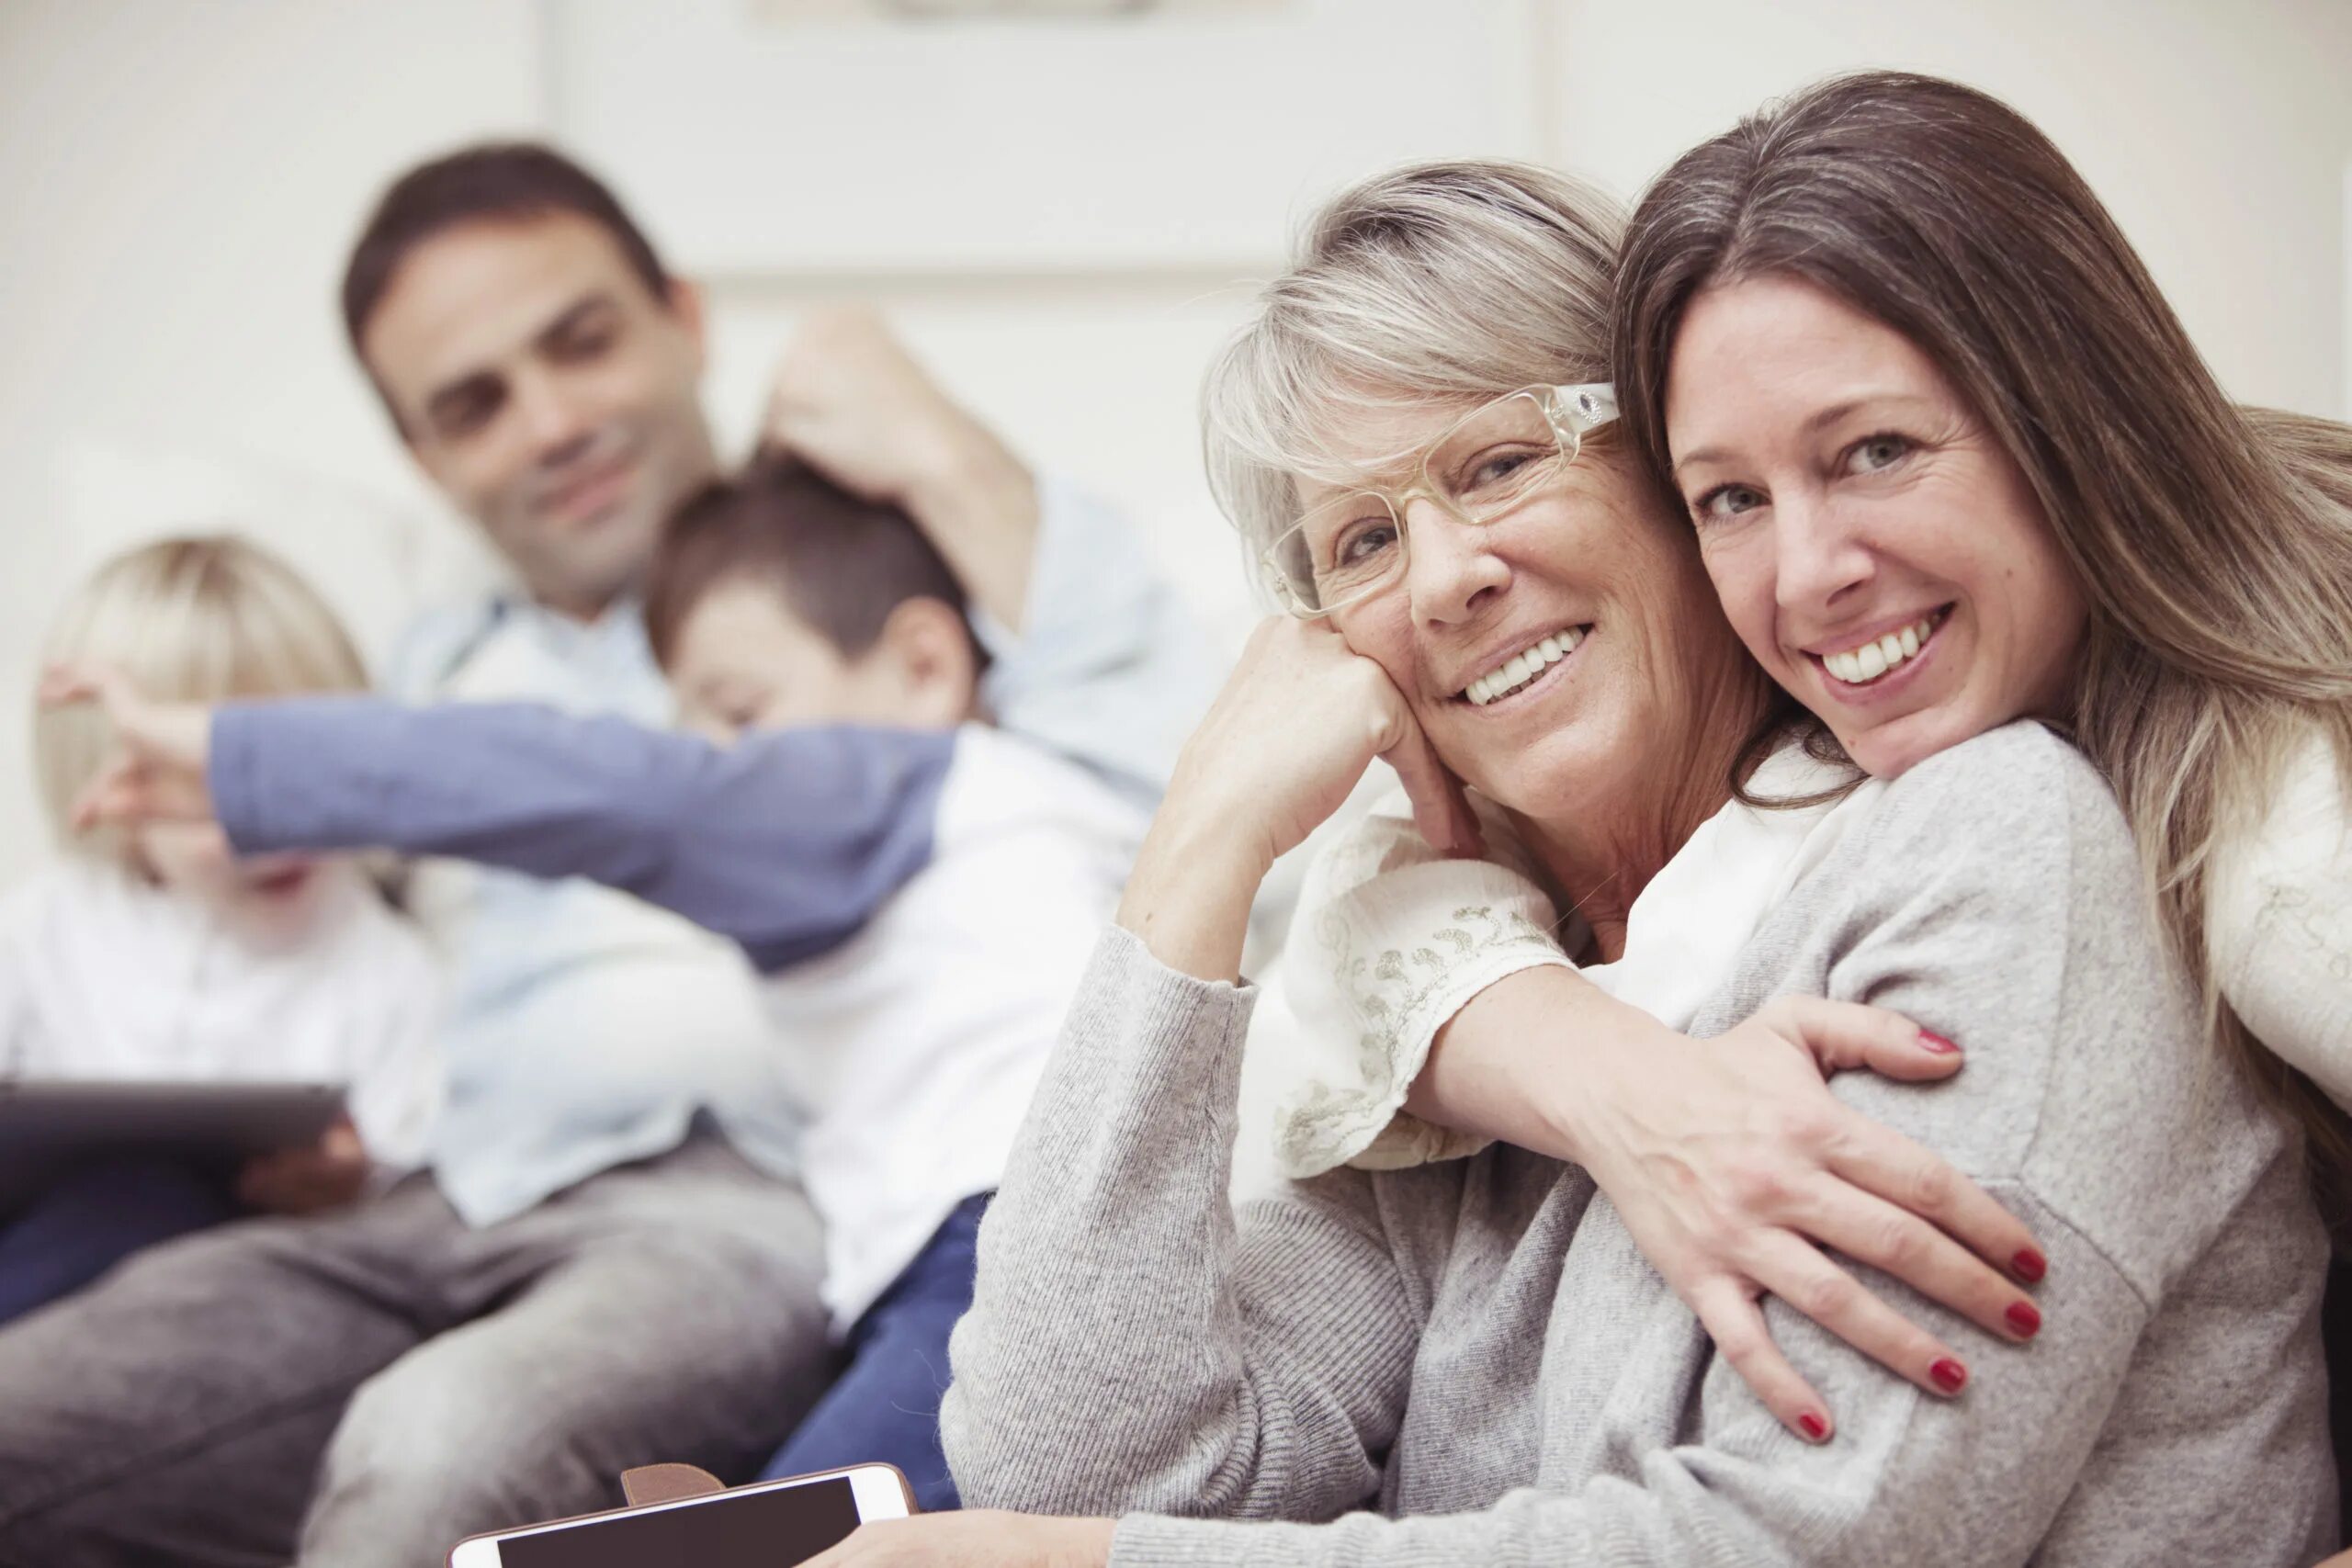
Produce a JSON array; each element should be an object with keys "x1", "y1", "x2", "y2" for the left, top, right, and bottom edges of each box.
[{"x1": 208, "y1": 697, "x2": 956, "y2": 971}]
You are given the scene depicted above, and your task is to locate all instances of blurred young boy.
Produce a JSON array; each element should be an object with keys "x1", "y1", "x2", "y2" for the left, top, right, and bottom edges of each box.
[{"x1": 51, "y1": 459, "x2": 1146, "y2": 1510}]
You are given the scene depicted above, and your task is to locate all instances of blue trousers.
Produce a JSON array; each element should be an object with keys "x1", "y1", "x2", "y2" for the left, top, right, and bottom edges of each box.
[
  {"x1": 761, "y1": 1191, "x2": 989, "y2": 1512},
  {"x1": 0, "y1": 1158, "x2": 236, "y2": 1325}
]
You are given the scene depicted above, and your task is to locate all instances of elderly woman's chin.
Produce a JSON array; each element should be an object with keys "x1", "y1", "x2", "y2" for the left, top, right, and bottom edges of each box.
[
  {"x1": 1430, "y1": 608, "x2": 1758, "y2": 834},
  {"x1": 1430, "y1": 651, "x2": 1620, "y2": 818}
]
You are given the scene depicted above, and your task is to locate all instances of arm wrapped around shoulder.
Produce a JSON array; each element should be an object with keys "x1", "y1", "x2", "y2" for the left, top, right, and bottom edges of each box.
[{"x1": 1716, "y1": 721, "x2": 2335, "y2": 1565}]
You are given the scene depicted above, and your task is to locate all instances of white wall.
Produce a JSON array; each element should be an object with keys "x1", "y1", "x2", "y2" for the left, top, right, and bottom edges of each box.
[
  {"x1": 0, "y1": 0, "x2": 548, "y2": 874},
  {"x1": 1543, "y1": 0, "x2": 2352, "y2": 417},
  {"x1": 2, "y1": 0, "x2": 2348, "y2": 879}
]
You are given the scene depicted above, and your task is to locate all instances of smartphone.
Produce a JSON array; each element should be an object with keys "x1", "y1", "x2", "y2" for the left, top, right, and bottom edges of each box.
[{"x1": 447, "y1": 1464, "x2": 913, "y2": 1568}]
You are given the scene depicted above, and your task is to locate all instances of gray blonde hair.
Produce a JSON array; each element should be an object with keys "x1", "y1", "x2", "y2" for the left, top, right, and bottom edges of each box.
[
  {"x1": 35, "y1": 536, "x2": 369, "y2": 858},
  {"x1": 1203, "y1": 160, "x2": 1625, "y2": 565},
  {"x1": 1613, "y1": 70, "x2": 2352, "y2": 1164}
]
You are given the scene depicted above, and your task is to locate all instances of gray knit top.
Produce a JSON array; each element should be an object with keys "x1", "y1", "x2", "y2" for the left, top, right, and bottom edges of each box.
[{"x1": 943, "y1": 724, "x2": 2335, "y2": 1565}]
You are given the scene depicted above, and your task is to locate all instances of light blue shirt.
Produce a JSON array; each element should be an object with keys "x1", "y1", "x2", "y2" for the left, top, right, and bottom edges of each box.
[{"x1": 380, "y1": 478, "x2": 1216, "y2": 1225}]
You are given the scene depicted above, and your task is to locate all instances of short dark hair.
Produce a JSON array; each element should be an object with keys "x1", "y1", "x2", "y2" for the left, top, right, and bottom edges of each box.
[
  {"x1": 643, "y1": 456, "x2": 983, "y2": 673},
  {"x1": 340, "y1": 141, "x2": 672, "y2": 359}
]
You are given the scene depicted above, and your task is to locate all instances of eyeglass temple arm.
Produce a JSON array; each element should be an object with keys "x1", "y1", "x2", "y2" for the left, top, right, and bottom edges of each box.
[{"x1": 1552, "y1": 382, "x2": 1620, "y2": 434}]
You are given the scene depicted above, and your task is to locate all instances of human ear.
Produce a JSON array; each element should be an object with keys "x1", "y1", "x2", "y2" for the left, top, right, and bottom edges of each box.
[{"x1": 871, "y1": 597, "x2": 978, "y2": 728}]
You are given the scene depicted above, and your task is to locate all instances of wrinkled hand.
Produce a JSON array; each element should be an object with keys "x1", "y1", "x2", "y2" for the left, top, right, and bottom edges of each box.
[
  {"x1": 239, "y1": 1119, "x2": 369, "y2": 1215},
  {"x1": 1566, "y1": 993, "x2": 2047, "y2": 1440},
  {"x1": 39, "y1": 664, "x2": 217, "y2": 830},
  {"x1": 1161, "y1": 615, "x2": 1477, "y2": 874},
  {"x1": 1118, "y1": 617, "x2": 1476, "y2": 981},
  {"x1": 799, "y1": 1511, "x2": 1114, "y2": 1568}
]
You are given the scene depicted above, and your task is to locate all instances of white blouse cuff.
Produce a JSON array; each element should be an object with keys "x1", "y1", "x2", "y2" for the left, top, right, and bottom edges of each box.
[{"x1": 1270, "y1": 935, "x2": 1576, "y2": 1179}]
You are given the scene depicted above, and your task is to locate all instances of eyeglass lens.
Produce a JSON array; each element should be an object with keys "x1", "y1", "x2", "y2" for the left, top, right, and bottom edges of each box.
[{"x1": 1278, "y1": 391, "x2": 1566, "y2": 612}]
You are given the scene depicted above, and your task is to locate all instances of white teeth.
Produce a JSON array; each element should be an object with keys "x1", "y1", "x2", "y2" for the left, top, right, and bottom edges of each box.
[
  {"x1": 1820, "y1": 613, "x2": 1939, "y2": 687},
  {"x1": 1464, "y1": 626, "x2": 1587, "y2": 705}
]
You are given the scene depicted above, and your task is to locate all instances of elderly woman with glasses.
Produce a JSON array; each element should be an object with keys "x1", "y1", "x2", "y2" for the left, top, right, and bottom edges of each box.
[{"x1": 801, "y1": 152, "x2": 2331, "y2": 1568}]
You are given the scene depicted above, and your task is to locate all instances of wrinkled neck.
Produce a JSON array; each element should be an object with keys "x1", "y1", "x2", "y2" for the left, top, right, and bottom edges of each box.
[{"x1": 1510, "y1": 663, "x2": 1772, "y2": 964}]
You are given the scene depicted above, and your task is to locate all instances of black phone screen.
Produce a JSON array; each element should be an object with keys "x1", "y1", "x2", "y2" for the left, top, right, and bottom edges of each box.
[{"x1": 496, "y1": 1476, "x2": 863, "y2": 1568}]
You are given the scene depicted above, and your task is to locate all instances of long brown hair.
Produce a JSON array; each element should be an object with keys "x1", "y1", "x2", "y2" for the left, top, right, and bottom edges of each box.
[{"x1": 1612, "y1": 70, "x2": 2352, "y2": 1162}]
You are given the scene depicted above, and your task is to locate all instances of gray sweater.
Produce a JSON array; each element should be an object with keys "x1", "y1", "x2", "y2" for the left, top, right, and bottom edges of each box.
[{"x1": 942, "y1": 724, "x2": 2336, "y2": 1565}]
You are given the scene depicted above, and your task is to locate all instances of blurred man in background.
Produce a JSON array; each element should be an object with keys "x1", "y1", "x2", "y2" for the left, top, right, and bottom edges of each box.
[{"x1": 0, "y1": 142, "x2": 1211, "y2": 1568}]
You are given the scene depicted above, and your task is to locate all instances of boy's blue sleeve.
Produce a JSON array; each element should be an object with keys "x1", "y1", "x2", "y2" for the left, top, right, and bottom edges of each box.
[{"x1": 209, "y1": 697, "x2": 955, "y2": 972}]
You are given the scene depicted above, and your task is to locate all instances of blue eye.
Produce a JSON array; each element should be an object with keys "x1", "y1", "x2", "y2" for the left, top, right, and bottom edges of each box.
[
  {"x1": 1461, "y1": 447, "x2": 1537, "y2": 491},
  {"x1": 1847, "y1": 434, "x2": 1913, "y2": 474},
  {"x1": 1690, "y1": 483, "x2": 1765, "y2": 525},
  {"x1": 1333, "y1": 519, "x2": 1399, "y2": 567}
]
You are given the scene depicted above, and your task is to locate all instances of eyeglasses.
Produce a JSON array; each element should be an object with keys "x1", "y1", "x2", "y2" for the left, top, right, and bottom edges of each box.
[{"x1": 1260, "y1": 382, "x2": 1619, "y2": 618}]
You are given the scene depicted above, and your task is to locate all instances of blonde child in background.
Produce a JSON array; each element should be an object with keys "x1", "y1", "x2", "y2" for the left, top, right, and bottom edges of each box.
[{"x1": 0, "y1": 536, "x2": 441, "y2": 1321}]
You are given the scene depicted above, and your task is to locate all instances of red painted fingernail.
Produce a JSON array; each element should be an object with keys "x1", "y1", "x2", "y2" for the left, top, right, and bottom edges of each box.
[
  {"x1": 2006, "y1": 1300, "x2": 2042, "y2": 1337},
  {"x1": 2011, "y1": 1247, "x2": 2047, "y2": 1283},
  {"x1": 1796, "y1": 1411, "x2": 1829, "y2": 1442},
  {"x1": 1917, "y1": 1030, "x2": 1960, "y2": 1055},
  {"x1": 1930, "y1": 1358, "x2": 1968, "y2": 1393}
]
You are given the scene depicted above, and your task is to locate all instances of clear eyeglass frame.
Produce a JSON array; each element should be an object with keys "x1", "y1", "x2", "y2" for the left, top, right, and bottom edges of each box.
[{"x1": 1261, "y1": 381, "x2": 1620, "y2": 618}]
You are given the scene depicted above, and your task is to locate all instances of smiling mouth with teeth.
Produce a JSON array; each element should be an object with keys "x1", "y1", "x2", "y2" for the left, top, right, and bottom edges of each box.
[
  {"x1": 1816, "y1": 608, "x2": 1950, "y2": 686},
  {"x1": 1462, "y1": 626, "x2": 1589, "y2": 706}
]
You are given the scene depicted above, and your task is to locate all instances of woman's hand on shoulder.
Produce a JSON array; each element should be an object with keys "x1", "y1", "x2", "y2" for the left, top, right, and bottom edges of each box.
[
  {"x1": 1568, "y1": 992, "x2": 2050, "y2": 1441},
  {"x1": 800, "y1": 1511, "x2": 1114, "y2": 1568}
]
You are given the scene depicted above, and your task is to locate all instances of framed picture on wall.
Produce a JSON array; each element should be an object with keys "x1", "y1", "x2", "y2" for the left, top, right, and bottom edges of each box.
[{"x1": 542, "y1": 0, "x2": 1546, "y2": 276}]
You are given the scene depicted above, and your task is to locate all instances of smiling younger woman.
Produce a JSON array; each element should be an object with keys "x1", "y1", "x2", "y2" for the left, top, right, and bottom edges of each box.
[
  {"x1": 1611, "y1": 73, "x2": 2352, "y2": 1134},
  {"x1": 1662, "y1": 276, "x2": 2089, "y2": 781}
]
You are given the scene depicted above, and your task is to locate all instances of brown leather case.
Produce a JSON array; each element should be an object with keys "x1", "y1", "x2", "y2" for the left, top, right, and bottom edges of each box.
[
  {"x1": 618, "y1": 1462, "x2": 728, "y2": 1506},
  {"x1": 445, "y1": 1461, "x2": 921, "y2": 1564}
]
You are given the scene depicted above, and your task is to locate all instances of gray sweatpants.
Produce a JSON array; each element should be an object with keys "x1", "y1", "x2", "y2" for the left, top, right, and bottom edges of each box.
[{"x1": 0, "y1": 1134, "x2": 831, "y2": 1568}]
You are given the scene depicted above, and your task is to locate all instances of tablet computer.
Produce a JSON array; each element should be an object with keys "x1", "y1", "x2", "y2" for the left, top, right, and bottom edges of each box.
[{"x1": 0, "y1": 1079, "x2": 347, "y2": 1210}]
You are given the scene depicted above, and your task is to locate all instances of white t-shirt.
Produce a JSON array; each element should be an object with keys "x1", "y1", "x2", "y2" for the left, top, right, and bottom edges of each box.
[
  {"x1": 0, "y1": 857, "x2": 446, "y2": 1169},
  {"x1": 763, "y1": 723, "x2": 1146, "y2": 1330}
]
